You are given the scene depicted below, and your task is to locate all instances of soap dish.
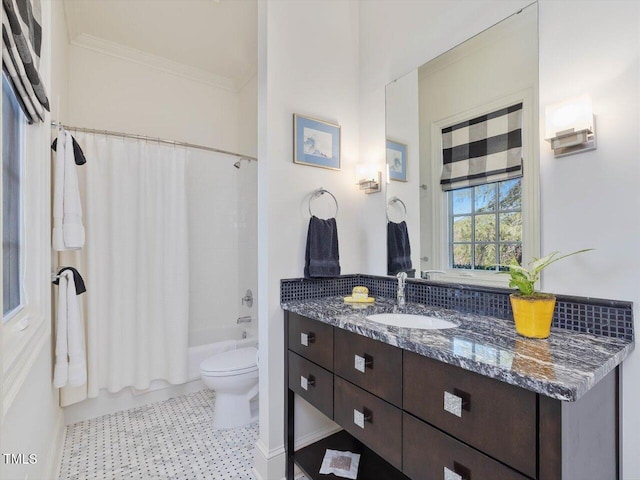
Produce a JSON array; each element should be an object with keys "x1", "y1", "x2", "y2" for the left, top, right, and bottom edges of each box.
[{"x1": 344, "y1": 296, "x2": 375, "y2": 304}]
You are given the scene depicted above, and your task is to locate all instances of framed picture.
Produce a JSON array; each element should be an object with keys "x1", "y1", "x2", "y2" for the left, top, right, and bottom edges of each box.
[
  {"x1": 386, "y1": 139, "x2": 408, "y2": 182},
  {"x1": 294, "y1": 114, "x2": 341, "y2": 170}
]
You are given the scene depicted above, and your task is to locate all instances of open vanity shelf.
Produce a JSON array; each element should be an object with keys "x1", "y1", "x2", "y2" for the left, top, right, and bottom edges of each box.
[{"x1": 293, "y1": 430, "x2": 409, "y2": 480}]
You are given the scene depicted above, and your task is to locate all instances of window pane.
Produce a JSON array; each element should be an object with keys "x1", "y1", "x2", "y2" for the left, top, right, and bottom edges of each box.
[
  {"x1": 474, "y1": 183, "x2": 496, "y2": 212},
  {"x1": 500, "y1": 244, "x2": 522, "y2": 267},
  {"x1": 499, "y1": 178, "x2": 522, "y2": 210},
  {"x1": 499, "y1": 212, "x2": 522, "y2": 242},
  {"x1": 452, "y1": 216, "x2": 472, "y2": 242},
  {"x1": 474, "y1": 244, "x2": 496, "y2": 270},
  {"x1": 452, "y1": 244, "x2": 472, "y2": 269},
  {"x1": 452, "y1": 188, "x2": 472, "y2": 214},
  {"x1": 475, "y1": 214, "x2": 496, "y2": 242},
  {"x1": 3, "y1": 75, "x2": 23, "y2": 317}
]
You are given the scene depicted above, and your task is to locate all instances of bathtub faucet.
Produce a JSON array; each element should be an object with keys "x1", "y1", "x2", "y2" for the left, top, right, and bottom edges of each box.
[{"x1": 237, "y1": 316, "x2": 252, "y2": 324}]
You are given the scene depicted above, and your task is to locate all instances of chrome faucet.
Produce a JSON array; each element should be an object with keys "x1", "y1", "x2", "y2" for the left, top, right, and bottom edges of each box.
[
  {"x1": 396, "y1": 272, "x2": 408, "y2": 307},
  {"x1": 421, "y1": 270, "x2": 446, "y2": 280}
]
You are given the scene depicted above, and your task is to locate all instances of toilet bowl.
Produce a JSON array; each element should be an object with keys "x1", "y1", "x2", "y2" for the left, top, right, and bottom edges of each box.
[{"x1": 200, "y1": 346, "x2": 259, "y2": 430}]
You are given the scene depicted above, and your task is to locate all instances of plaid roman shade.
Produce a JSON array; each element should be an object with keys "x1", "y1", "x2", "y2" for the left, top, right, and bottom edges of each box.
[
  {"x1": 440, "y1": 103, "x2": 523, "y2": 191},
  {"x1": 2, "y1": 0, "x2": 49, "y2": 123}
]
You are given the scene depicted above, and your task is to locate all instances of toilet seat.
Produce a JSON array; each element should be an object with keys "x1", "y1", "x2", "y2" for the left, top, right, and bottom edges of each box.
[{"x1": 200, "y1": 347, "x2": 258, "y2": 377}]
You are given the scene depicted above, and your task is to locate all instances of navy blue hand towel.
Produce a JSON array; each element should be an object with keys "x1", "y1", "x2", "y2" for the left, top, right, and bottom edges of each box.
[
  {"x1": 304, "y1": 216, "x2": 341, "y2": 278},
  {"x1": 51, "y1": 135, "x2": 87, "y2": 165},
  {"x1": 53, "y1": 267, "x2": 87, "y2": 294},
  {"x1": 387, "y1": 220, "x2": 412, "y2": 276}
]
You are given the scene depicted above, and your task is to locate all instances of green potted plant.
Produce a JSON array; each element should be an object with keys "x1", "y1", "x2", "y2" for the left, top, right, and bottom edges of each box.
[{"x1": 498, "y1": 249, "x2": 593, "y2": 338}]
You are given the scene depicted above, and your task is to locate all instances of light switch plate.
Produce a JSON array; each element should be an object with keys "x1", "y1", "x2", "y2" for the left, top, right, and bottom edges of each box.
[
  {"x1": 300, "y1": 376, "x2": 308, "y2": 391},
  {"x1": 353, "y1": 409, "x2": 365, "y2": 429},
  {"x1": 354, "y1": 354, "x2": 366, "y2": 373},
  {"x1": 444, "y1": 466, "x2": 463, "y2": 480},
  {"x1": 300, "y1": 332, "x2": 308, "y2": 347}
]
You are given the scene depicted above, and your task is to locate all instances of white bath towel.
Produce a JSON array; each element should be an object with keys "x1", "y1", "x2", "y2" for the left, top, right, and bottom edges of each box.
[
  {"x1": 53, "y1": 270, "x2": 87, "y2": 388},
  {"x1": 52, "y1": 130, "x2": 85, "y2": 250}
]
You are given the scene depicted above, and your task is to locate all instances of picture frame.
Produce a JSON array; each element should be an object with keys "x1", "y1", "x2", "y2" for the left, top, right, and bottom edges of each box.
[
  {"x1": 386, "y1": 139, "x2": 408, "y2": 182},
  {"x1": 294, "y1": 114, "x2": 341, "y2": 170}
]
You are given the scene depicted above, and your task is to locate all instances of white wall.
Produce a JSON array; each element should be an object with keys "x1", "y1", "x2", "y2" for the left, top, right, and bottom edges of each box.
[
  {"x1": 358, "y1": 0, "x2": 640, "y2": 477},
  {"x1": 256, "y1": 1, "x2": 362, "y2": 477},
  {"x1": 537, "y1": 2, "x2": 639, "y2": 477},
  {"x1": 67, "y1": 44, "x2": 240, "y2": 151}
]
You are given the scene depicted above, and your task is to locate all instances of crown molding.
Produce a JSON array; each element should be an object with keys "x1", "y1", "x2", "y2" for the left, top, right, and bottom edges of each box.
[{"x1": 70, "y1": 33, "x2": 240, "y2": 92}]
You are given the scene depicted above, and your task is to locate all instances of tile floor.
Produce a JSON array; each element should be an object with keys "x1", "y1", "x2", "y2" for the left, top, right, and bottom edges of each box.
[{"x1": 58, "y1": 389, "x2": 259, "y2": 480}]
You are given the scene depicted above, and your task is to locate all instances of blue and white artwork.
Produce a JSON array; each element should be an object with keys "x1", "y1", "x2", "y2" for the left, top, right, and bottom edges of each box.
[
  {"x1": 387, "y1": 139, "x2": 407, "y2": 182},
  {"x1": 294, "y1": 114, "x2": 341, "y2": 170}
]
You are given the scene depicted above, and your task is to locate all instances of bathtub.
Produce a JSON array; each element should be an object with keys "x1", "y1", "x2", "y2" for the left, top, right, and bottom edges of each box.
[
  {"x1": 187, "y1": 325, "x2": 258, "y2": 380},
  {"x1": 63, "y1": 323, "x2": 258, "y2": 425}
]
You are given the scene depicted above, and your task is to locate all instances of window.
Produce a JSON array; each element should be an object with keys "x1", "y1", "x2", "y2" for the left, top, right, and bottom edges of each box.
[
  {"x1": 2, "y1": 74, "x2": 25, "y2": 321},
  {"x1": 449, "y1": 178, "x2": 522, "y2": 271}
]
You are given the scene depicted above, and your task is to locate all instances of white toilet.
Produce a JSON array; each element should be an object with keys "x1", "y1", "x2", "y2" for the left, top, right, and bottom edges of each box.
[{"x1": 200, "y1": 346, "x2": 259, "y2": 430}]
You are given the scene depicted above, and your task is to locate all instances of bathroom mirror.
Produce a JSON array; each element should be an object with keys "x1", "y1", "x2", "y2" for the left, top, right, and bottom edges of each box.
[{"x1": 385, "y1": 3, "x2": 539, "y2": 286}]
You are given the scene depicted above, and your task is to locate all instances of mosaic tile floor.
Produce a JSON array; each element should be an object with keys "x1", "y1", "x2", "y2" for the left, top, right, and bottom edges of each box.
[{"x1": 58, "y1": 389, "x2": 259, "y2": 480}]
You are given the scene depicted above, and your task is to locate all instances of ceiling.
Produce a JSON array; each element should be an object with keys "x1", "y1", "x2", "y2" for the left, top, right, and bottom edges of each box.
[{"x1": 63, "y1": 0, "x2": 258, "y2": 90}]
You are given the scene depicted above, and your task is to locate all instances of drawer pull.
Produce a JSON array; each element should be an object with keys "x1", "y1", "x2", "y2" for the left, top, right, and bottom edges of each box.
[
  {"x1": 444, "y1": 389, "x2": 471, "y2": 417},
  {"x1": 354, "y1": 353, "x2": 373, "y2": 373},
  {"x1": 444, "y1": 462, "x2": 471, "y2": 480},
  {"x1": 300, "y1": 332, "x2": 315, "y2": 347},
  {"x1": 353, "y1": 407, "x2": 372, "y2": 429},
  {"x1": 300, "y1": 374, "x2": 315, "y2": 391}
]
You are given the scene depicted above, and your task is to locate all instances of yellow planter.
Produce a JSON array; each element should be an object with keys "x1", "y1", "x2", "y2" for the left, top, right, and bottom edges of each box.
[{"x1": 509, "y1": 293, "x2": 556, "y2": 339}]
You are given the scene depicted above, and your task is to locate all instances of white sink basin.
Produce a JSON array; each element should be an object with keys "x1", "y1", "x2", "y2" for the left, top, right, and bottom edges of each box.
[{"x1": 366, "y1": 313, "x2": 458, "y2": 330}]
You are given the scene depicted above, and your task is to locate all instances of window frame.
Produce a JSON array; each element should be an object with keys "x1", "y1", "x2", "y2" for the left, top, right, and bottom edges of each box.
[
  {"x1": 426, "y1": 89, "x2": 540, "y2": 288},
  {"x1": 2, "y1": 73, "x2": 26, "y2": 322},
  {"x1": 1, "y1": 74, "x2": 52, "y2": 418},
  {"x1": 448, "y1": 179, "x2": 523, "y2": 271}
]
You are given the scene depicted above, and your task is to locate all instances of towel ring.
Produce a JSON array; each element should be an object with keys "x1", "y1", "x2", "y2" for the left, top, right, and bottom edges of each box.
[
  {"x1": 309, "y1": 188, "x2": 339, "y2": 218},
  {"x1": 387, "y1": 196, "x2": 407, "y2": 222}
]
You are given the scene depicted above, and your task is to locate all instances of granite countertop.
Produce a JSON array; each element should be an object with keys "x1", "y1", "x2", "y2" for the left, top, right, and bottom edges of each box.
[{"x1": 281, "y1": 296, "x2": 634, "y2": 402}]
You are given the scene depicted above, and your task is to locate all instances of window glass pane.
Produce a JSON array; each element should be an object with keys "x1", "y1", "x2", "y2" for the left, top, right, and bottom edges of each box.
[
  {"x1": 3, "y1": 75, "x2": 23, "y2": 318},
  {"x1": 474, "y1": 183, "x2": 496, "y2": 212},
  {"x1": 500, "y1": 244, "x2": 522, "y2": 266},
  {"x1": 499, "y1": 212, "x2": 522, "y2": 241},
  {"x1": 452, "y1": 244, "x2": 472, "y2": 269},
  {"x1": 499, "y1": 178, "x2": 522, "y2": 210},
  {"x1": 452, "y1": 216, "x2": 472, "y2": 242},
  {"x1": 475, "y1": 214, "x2": 496, "y2": 242},
  {"x1": 474, "y1": 244, "x2": 496, "y2": 270},
  {"x1": 452, "y1": 188, "x2": 472, "y2": 215}
]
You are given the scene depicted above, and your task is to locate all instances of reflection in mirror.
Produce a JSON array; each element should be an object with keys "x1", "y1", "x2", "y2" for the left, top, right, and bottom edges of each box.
[{"x1": 385, "y1": 3, "x2": 539, "y2": 286}]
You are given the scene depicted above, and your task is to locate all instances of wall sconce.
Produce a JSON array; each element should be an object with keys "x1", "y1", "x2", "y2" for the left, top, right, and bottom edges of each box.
[
  {"x1": 545, "y1": 95, "x2": 596, "y2": 157},
  {"x1": 355, "y1": 163, "x2": 381, "y2": 194}
]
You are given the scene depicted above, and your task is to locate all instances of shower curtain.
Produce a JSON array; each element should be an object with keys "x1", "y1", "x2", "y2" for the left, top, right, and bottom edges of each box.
[{"x1": 58, "y1": 133, "x2": 189, "y2": 406}]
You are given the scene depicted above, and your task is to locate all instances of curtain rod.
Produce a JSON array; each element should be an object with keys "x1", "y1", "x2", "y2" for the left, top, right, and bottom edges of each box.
[{"x1": 50, "y1": 122, "x2": 257, "y2": 161}]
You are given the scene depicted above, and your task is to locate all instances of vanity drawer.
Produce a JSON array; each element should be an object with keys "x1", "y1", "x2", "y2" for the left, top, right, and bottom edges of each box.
[
  {"x1": 288, "y1": 351, "x2": 333, "y2": 419},
  {"x1": 403, "y1": 352, "x2": 537, "y2": 478},
  {"x1": 403, "y1": 413, "x2": 530, "y2": 480},
  {"x1": 334, "y1": 377, "x2": 402, "y2": 470},
  {"x1": 288, "y1": 313, "x2": 333, "y2": 370},
  {"x1": 334, "y1": 328, "x2": 402, "y2": 407}
]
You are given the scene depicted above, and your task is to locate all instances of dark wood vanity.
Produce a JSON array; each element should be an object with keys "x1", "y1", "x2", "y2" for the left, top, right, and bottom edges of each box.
[{"x1": 284, "y1": 311, "x2": 619, "y2": 480}]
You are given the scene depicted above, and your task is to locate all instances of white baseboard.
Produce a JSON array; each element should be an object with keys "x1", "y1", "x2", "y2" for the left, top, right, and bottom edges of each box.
[
  {"x1": 44, "y1": 410, "x2": 66, "y2": 479},
  {"x1": 252, "y1": 425, "x2": 342, "y2": 480}
]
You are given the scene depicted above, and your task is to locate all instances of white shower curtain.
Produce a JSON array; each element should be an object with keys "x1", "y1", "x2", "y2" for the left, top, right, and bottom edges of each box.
[{"x1": 59, "y1": 133, "x2": 189, "y2": 405}]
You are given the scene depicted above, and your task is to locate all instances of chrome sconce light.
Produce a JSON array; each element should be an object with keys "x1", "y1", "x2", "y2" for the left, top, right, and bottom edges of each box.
[
  {"x1": 355, "y1": 163, "x2": 381, "y2": 193},
  {"x1": 545, "y1": 95, "x2": 596, "y2": 157}
]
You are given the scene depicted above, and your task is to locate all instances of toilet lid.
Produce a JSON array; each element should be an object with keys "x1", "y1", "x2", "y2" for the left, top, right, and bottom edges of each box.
[{"x1": 200, "y1": 347, "x2": 257, "y2": 373}]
